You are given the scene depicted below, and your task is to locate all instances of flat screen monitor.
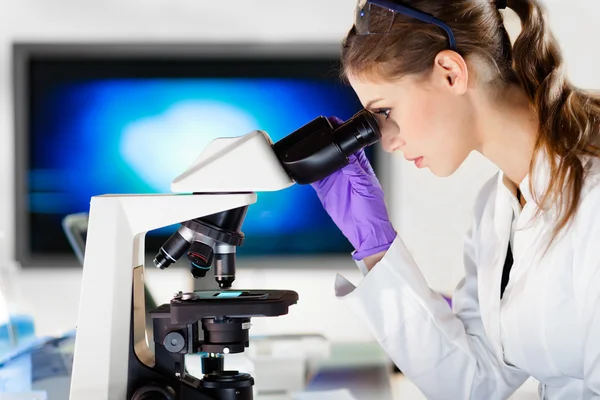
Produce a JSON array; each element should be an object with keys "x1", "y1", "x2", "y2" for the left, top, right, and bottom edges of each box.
[{"x1": 13, "y1": 43, "x2": 373, "y2": 267}]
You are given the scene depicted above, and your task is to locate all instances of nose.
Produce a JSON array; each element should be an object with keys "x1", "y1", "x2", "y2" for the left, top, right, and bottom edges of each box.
[{"x1": 379, "y1": 121, "x2": 404, "y2": 153}]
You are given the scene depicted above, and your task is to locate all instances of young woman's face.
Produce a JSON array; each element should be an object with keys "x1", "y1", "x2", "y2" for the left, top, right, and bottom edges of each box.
[{"x1": 347, "y1": 70, "x2": 478, "y2": 177}]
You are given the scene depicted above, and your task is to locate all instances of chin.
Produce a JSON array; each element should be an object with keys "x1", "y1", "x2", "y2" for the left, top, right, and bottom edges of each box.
[
  {"x1": 431, "y1": 170, "x2": 454, "y2": 178},
  {"x1": 428, "y1": 163, "x2": 460, "y2": 178}
]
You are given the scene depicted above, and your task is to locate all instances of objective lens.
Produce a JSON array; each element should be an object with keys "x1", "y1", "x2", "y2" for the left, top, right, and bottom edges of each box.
[
  {"x1": 187, "y1": 241, "x2": 214, "y2": 279},
  {"x1": 214, "y1": 253, "x2": 235, "y2": 289},
  {"x1": 153, "y1": 227, "x2": 194, "y2": 270}
]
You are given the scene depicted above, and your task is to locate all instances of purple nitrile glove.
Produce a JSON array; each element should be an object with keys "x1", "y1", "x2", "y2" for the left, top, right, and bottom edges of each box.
[{"x1": 310, "y1": 116, "x2": 397, "y2": 261}]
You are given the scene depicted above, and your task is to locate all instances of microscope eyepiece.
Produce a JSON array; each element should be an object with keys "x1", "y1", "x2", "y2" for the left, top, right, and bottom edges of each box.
[{"x1": 273, "y1": 109, "x2": 381, "y2": 185}]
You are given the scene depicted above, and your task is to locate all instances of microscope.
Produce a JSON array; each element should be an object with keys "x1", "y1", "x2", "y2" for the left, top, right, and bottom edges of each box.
[{"x1": 68, "y1": 110, "x2": 381, "y2": 400}]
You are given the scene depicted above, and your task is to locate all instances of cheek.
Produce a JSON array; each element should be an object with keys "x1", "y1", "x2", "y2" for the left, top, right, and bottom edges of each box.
[
  {"x1": 397, "y1": 93, "x2": 439, "y2": 146},
  {"x1": 427, "y1": 110, "x2": 476, "y2": 175},
  {"x1": 399, "y1": 93, "x2": 474, "y2": 172}
]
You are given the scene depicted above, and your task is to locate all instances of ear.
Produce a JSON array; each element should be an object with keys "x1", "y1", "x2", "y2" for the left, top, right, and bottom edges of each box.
[{"x1": 432, "y1": 50, "x2": 469, "y2": 95}]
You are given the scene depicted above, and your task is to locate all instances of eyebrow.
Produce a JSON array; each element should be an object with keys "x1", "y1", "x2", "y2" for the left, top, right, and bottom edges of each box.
[{"x1": 365, "y1": 98, "x2": 384, "y2": 110}]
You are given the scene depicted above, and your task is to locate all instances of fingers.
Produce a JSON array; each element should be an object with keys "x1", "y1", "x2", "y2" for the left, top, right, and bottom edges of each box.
[
  {"x1": 327, "y1": 116, "x2": 345, "y2": 128},
  {"x1": 343, "y1": 149, "x2": 374, "y2": 178},
  {"x1": 347, "y1": 149, "x2": 376, "y2": 178},
  {"x1": 310, "y1": 172, "x2": 336, "y2": 193},
  {"x1": 340, "y1": 155, "x2": 380, "y2": 196},
  {"x1": 355, "y1": 149, "x2": 376, "y2": 176}
]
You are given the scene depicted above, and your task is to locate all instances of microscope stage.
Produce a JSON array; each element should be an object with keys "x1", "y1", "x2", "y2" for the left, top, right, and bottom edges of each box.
[{"x1": 151, "y1": 290, "x2": 299, "y2": 325}]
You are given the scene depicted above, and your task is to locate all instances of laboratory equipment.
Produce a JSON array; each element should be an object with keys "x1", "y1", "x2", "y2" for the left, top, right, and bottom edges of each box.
[{"x1": 69, "y1": 110, "x2": 381, "y2": 399}]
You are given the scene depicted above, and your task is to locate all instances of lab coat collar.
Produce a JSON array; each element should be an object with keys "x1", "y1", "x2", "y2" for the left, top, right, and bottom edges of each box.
[
  {"x1": 495, "y1": 150, "x2": 599, "y2": 232},
  {"x1": 498, "y1": 149, "x2": 554, "y2": 206},
  {"x1": 494, "y1": 149, "x2": 559, "y2": 231},
  {"x1": 519, "y1": 149, "x2": 558, "y2": 207}
]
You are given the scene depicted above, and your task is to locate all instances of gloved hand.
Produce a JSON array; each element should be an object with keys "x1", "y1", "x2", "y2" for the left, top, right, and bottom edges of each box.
[{"x1": 310, "y1": 117, "x2": 397, "y2": 261}]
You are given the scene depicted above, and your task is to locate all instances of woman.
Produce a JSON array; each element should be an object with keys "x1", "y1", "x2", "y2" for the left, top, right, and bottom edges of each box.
[{"x1": 311, "y1": 0, "x2": 600, "y2": 398}]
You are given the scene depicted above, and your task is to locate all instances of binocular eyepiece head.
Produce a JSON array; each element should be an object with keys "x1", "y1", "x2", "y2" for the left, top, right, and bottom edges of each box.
[{"x1": 273, "y1": 109, "x2": 381, "y2": 185}]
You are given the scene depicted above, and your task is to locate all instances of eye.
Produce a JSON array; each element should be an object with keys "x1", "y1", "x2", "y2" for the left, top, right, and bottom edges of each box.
[{"x1": 373, "y1": 108, "x2": 391, "y2": 120}]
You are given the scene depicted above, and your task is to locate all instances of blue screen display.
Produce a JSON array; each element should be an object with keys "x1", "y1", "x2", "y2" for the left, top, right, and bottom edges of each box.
[{"x1": 28, "y1": 75, "x2": 366, "y2": 257}]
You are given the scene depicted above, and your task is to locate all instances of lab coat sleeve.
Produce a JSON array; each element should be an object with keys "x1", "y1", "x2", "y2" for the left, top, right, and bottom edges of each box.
[
  {"x1": 335, "y1": 224, "x2": 529, "y2": 399},
  {"x1": 573, "y1": 191, "x2": 600, "y2": 398}
]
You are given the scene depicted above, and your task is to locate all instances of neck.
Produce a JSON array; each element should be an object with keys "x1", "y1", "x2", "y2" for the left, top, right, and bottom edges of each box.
[{"x1": 473, "y1": 84, "x2": 538, "y2": 189}]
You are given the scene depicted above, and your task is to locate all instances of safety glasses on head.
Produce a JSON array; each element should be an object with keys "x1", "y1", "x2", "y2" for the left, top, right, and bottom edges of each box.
[{"x1": 354, "y1": 0, "x2": 457, "y2": 51}]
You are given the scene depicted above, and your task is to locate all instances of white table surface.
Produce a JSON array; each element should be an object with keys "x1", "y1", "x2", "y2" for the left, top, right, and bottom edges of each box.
[{"x1": 255, "y1": 341, "x2": 541, "y2": 400}]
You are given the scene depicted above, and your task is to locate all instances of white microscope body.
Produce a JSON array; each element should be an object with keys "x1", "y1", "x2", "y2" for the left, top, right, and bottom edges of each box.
[{"x1": 69, "y1": 130, "x2": 294, "y2": 400}]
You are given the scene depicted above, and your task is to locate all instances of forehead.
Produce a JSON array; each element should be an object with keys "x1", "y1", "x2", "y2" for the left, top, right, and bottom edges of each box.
[{"x1": 346, "y1": 73, "x2": 406, "y2": 105}]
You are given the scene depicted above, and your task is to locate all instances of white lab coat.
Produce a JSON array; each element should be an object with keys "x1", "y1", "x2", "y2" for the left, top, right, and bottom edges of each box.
[{"x1": 334, "y1": 153, "x2": 600, "y2": 400}]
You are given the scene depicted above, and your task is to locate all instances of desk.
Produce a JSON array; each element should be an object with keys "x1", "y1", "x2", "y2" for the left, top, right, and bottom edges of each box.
[
  {"x1": 255, "y1": 342, "x2": 540, "y2": 400},
  {"x1": 305, "y1": 342, "x2": 394, "y2": 400},
  {"x1": 254, "y1": 341, "x2": 396, "y2": 400}
]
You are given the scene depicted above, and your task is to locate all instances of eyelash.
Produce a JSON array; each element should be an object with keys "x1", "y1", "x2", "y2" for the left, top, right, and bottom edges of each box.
[{"x1": 374, "y1": 108, "x2": 391, "y2": 120}]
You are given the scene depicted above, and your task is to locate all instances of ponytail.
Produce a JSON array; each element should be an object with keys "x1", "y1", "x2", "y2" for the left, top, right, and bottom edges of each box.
[{"x1": 508, "y1": 0, "x2": 600, "y2": 243}]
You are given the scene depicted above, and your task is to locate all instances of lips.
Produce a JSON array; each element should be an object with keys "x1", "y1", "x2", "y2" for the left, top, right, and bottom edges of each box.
[{"x1": 405, "y1": 156, "x2": 424, "y2": 168}]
